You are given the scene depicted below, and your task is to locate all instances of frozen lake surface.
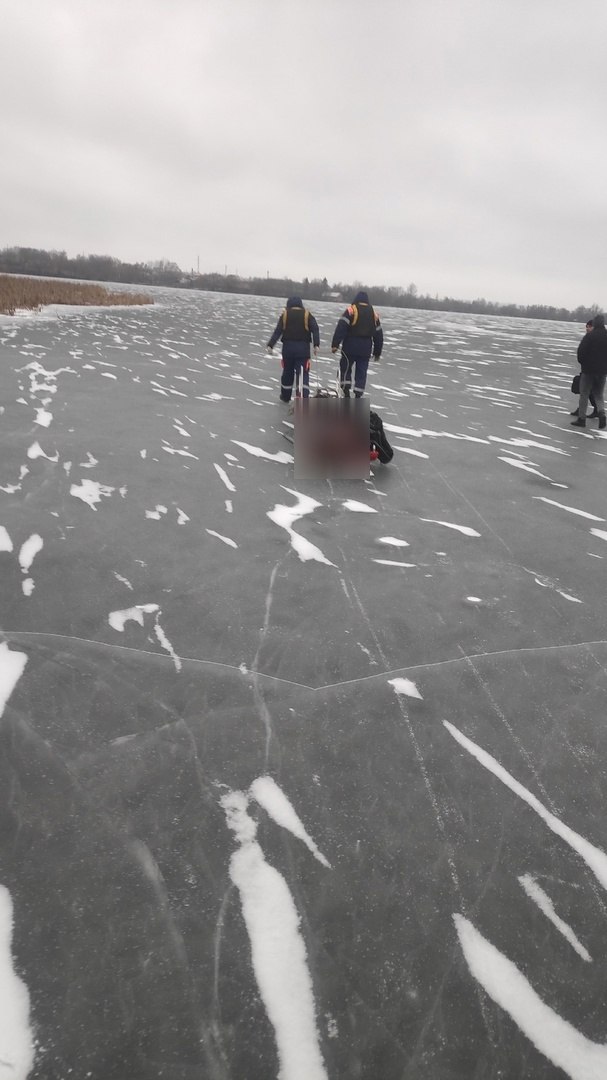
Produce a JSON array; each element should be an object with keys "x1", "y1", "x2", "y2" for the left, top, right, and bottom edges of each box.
[{"x1": 1, "y1": 288, "x2": 606, "y2": 1079}]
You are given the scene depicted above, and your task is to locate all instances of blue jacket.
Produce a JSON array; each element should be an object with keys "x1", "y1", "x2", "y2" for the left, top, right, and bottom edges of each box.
[{"x1": 331, "y1": 291, "x2": 383, "y2": 360}]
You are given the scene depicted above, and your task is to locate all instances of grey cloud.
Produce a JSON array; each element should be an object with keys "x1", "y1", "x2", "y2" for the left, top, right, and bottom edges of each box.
[{"x1": 2, "y1": 0, "x2": 607, "y2": 306}]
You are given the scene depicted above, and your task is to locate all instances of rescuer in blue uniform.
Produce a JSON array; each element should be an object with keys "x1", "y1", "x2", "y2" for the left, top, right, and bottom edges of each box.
[
  {"x1": 267, "y1": 296, "x2": 320, "y2": 402},
  {"x1": 331, "y1": 290, "x2": 383, "y2": 397}
]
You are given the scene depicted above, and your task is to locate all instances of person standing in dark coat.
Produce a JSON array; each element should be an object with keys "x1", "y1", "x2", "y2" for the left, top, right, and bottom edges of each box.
[
  {"x1": 267, "y1": 296, "x2": 320, "y2": 402},
  {"x1": 331, "y1": 290, "x2": 383, "y2": 398},
  {"x1": 571, "y1": 318, "x2": 599, "y2": 417},
  {"x1": 572, "y1": 313, "x2": 607, "y2": 428}
]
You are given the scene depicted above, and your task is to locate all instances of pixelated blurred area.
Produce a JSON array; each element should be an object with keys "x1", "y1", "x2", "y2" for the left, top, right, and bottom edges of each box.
[{"x1": 294, "y1": 397, "x2": 370, "y2": 479}]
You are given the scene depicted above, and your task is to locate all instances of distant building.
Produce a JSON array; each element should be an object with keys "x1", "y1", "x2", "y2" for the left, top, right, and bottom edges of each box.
[{"x1": 323, "y1": 291, "x2": 343, "y2": 301}]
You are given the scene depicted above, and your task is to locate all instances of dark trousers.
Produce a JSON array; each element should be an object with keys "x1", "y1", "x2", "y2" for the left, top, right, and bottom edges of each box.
[
  {"x1": 280, "y1": 357, "x2": 310, "y2": 401},
  {"x1": 579, "y1": 372, "x2": 606, "y2": 418},
  {"x1": 340, "y1": 353, "x2": 369, "y2": 398}
]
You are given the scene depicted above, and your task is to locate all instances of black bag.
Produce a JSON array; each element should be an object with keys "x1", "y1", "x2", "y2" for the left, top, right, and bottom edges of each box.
[
  {"x1": 571, "y1": 373, "x2": 581, "y2": 395},
  {"x1": 370, "y1": 410, "x2": 393, "y2": 463}
]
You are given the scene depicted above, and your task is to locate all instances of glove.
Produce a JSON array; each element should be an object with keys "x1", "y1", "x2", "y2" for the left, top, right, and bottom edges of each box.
[
  {"x1": 267, "y1": 346, "x2": 273, "y2": 354},
  {"x1": 313, "y1": 346, "x2": 319, "y2": 357},
  {"x1": 373, "y1": 355, "x2": 380, "y2": 363},
  {"x1": 331, "y1": 346, "x2": 338, "y2": 354}
]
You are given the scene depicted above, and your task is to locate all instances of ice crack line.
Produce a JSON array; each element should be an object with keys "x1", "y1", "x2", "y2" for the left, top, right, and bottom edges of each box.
[
  {"x1": 248, "y1": 561, "x2": 282, "y2": 765},
  {"x1": 3, "y1": 631, "x2": 607, "y2": 692}
]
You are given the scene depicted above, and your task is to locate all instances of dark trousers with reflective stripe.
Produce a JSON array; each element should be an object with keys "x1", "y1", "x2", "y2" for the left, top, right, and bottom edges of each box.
[
  {"x1": 281, "y1": 357, "x2": 310, "y2": 401},
  {"x1": 339, "y1": 352, "x2": 369, "y2": 397}
]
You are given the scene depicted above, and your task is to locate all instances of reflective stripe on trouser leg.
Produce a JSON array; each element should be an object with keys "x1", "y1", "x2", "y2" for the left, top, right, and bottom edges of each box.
[
  {"x1": 353, "y1": 357, "x2": 369, "y2": 397},
  {"x1": 300, "y1": 359, "x2": 310, "y2": 398},
  {"x1": 280, "y1": 357, "x2": 295, "y2": 401}
]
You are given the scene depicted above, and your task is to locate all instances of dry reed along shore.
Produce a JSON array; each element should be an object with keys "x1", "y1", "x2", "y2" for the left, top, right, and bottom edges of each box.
[{"x1": 0, "y1": 273, "x2": 153, "y2": 315}]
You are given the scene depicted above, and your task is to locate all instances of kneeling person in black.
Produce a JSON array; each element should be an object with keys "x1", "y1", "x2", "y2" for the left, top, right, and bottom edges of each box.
[{"x1": 267, "y1": 296, "x2": 320, "y2": 402}]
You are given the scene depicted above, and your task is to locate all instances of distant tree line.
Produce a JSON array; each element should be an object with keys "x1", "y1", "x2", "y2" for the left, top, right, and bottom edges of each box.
[
  {"x1": 0, "y1": 246, "x2": 601, "y2": 323},
  {"x1": 0, "y1": 246, "x2": 183, "y2": 287}
]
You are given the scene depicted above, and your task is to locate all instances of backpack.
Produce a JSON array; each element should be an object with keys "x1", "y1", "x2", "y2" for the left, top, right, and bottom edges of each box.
[{"x1": 370, "y1": 410, "x2": 393, "y2": 463}]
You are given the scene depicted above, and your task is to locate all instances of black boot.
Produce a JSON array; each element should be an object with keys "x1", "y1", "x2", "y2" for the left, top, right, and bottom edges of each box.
[
  {"x1": 570, "y1": 407, "x2": 579, "y2": 416},
  {"x1": 589, "y1": 409, "x2": 599, "y2": 418},
  {"x1": 599, "y1": 414, "x2": 606, "y2": 430},
  {"x1": 571, "y1": 417, "x2": 586, "y2": 427}
]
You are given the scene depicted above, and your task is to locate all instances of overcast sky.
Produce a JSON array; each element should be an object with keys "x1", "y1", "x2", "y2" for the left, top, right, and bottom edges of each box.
[{"x1": 3, "y1": 0, "x2": 606, "y2": 308}]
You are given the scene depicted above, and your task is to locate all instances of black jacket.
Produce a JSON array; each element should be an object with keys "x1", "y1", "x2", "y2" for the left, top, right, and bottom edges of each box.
[{"x1": 577, "y1": 326, "x2": 607, "y2": 375}]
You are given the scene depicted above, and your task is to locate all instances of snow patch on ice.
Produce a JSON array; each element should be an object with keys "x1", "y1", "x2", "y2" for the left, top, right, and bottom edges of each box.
[
  {"x1": 206, "y1": 529, "x2": 238, "y2": 549},
  {"x1": 519, "y1": 874, "x2": 591, "y2": 962},
  {"x1": 27, "y1": 441, "x2": 58, "y2": 462},
  {"x1": 79, "y1": 451, "x2": 98, "y2": 469},
  {"x1": 378, "y1": 537, "x2": 410, "y2": 547},
  {"x1": 533, "y1": 497, "x2": 604, "y2": 521},
  {"x1": 0, "y1": 642, "x2": 28, "y2": 718},
  {"x1": 221, "y1": 790, "x2": 328, "y2": 1080},
  {"x1": 267, "y1": 489, "x2": 335, "y2": 566},
  {"x1": 0, "y1": 885, "x2": 36, "y2": 1079},
  {"x1": 146, "y1": 505, "x2": 168, "y2": 520},
  {"x1": 499, "y1": 457, "x2": 560, "y2": 484},
  {"x1": 342, "y1": 500, "x2": 377, "y2": 513},
  {"x1": 394, "y1": 446, "x2": 429, "y2": 458},
  {"x1": 34, "y1": 407, "x2": 52, "y2": 427},
  {"x1": 19, "y1": 534, "x2": 43, "y2": 574},
  {"x1": 70, "y1": 479, "x2": 115, "y2": 511},
  {"x1": 214, "y1": 463, "x2": 236, "y2": 492},
  {"x1": 154, "y1": 619, "x2": 182, "y2": 672},
  {"x1": 389, "y1": 677, "x2": 423, "y2": 700},
  {"x1": 162, "y1": 444, "x2": 199, "y2": 460},
  {"x1": 373, "y1": 559, "x2": 417, "y2": 567},
  {"x1": 176, "y1": 508, "x2": 189, "y2": 524},
  {"x1": 421, "y1": 519, "x2": 481, "y2": 537},
  {"x1": 250, "y1": 776, "x2": 331, "y2": 868},
  {"x1": 590, "y1": 528, "x2": 607, "y2": 542},
  {"x1": 444, "y1": 721, "x2": 607, "y2": 892},
  {"x1": 113, "y1": 572, "x2": 134, "y2": 590},
  {"x1": 454, "y1": 913, "x2": 606, "y2": 1079},
  {"x1": 0, "y1": 527, "x2": 13, "y2": 553},
  {"x1": 109, "y1": 604, "x2": 159, "y2": 631},
  {"x1": 232, "y1": 440, "x2": 294, "y2": 464}
]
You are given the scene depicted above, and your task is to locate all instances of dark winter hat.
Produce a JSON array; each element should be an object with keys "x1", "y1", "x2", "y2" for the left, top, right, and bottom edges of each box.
[
  {"x1": 286, "y1": 295, "x2": 303, "y2": 308},
  {"x1": 352, "y1": 290, "x2": 370, "y2": 304},
  {"x1": 592, "y1": 313, "x2": 605, "y2": 329}
]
